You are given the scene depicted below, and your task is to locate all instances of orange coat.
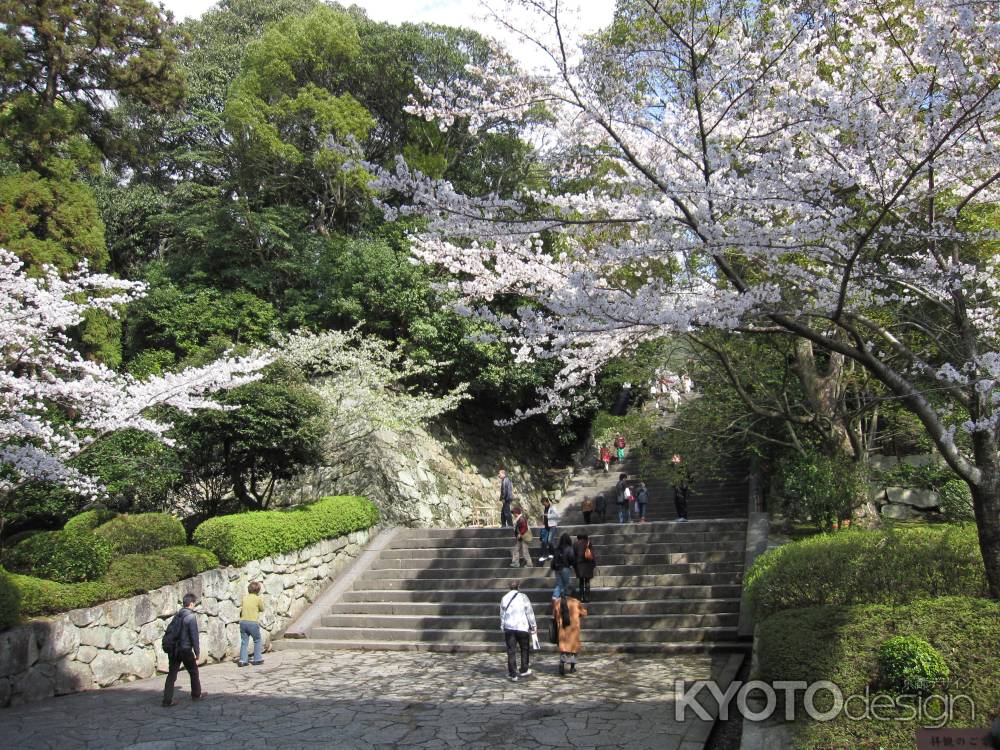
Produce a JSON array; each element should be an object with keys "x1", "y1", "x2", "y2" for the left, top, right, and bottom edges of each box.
[{"x1": 552, "y1": 596, "x2": 588, "y2": 653}]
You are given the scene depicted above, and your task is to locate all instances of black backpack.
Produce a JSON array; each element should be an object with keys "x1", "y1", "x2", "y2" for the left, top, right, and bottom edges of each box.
[{"x1": 161, "y1": 610, "x2": 185, "y2": 654}]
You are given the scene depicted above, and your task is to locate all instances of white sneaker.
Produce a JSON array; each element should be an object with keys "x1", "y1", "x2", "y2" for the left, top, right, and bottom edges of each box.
[
  {"x1": 510, "y1": 561, "x2": 521, "y2": 567},
  {"x1": 520, "y1": 669, "x2": 533, "y2": 677}
]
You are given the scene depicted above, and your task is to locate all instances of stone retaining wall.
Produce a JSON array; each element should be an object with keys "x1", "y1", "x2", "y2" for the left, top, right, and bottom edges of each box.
[{"x1": 0, "y1": 526, "x2": 379, "y2": 707}]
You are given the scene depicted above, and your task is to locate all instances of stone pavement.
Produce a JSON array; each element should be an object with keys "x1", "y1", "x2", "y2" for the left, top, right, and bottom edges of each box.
[{"x1": 0, "y1": 649, "x2": 736, "y2": 750}]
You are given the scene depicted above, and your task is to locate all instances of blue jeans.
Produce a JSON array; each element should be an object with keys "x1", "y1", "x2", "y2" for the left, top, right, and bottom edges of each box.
[
  {"x1": 239, "y1": 620, "x2": 263, "y2": 664},
  {"x1": 552, "y1": 567, "x2": 573, "y2": 599},
  {"x1": 540, "y1": 527, "x2": 557, "y2": 556},
  {"x1": 637, "y1": 502, "x2": 647, "y2": 520},
  {"x1": 618, "y1": 503, "x2": 628, "y2": 523}
]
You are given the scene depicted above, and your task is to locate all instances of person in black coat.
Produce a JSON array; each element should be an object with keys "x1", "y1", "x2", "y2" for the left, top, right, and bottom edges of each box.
[
  {"x1": 573, "y1": 534, "x2": 597, "y2": 603},
  {"x1": 161, "y1": 593, "x2": 207, "y2": 706}
]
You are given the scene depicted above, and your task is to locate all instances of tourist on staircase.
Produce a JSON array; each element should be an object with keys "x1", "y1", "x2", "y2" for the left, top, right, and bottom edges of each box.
[
  {"x1": 580, "y1": 495, "x2": 594, "y2": 524},
  {"x1": 594, "y1": 492, "x2": 607, "y2": 523},
  {"x1": 553, "y1": 591, "x2": 588, "y2": 676},
  {"x1": 671, "y1": 454, "x2": 691, "y2": 522},
  {"x1": 616, "y1": 473, "x2": 631, "y2": 523},
  {"x1": 599, "y1": 444, "x2": 611, "y2": 472},
  {"x1": 539, "y1": 497, "x2": 559, "y2": 564},
  {"x1": 635, "y1": 481, "x2": 649, "y2": 523},
  {"x1": 500, "y1": 581, "x2": 537, "y2": 682},
  {"x1": 573, "y1": 534, "x2": 596, "y2": 603},
  {"x1": 499, "y1": 468, "x2": 514, "y2": 527},
  {"x1": 550, "y1": 533, "x2": 576, "y2": 599},
  {"x1": 510, "y1": 507, "x2": 534, "y2": 567},
  {"x1": 614, "y1": 433, "x2": 626, "y2": 463}
]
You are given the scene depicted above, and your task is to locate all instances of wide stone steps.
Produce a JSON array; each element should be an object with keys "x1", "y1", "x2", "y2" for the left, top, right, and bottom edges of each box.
[
  {"x1": 338, "y1": 583, "x2": 744, "y2": 603},
  {"x1": 326, "y1": 597, "x2": 742, "y2": 617},
  {"x1": 307, "y1": 625, "x2": 739, "y2": 644},
  {"x1": 319, "y1": 612, "x2": 739, "y2": 629},
  {"x1": 277, "y1": 508, "x2": 751, "y2": 653}
]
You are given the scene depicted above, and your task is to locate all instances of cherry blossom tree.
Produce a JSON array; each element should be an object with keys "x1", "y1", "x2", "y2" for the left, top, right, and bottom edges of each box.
[
  {"x1": 379, "y1": 0, "x2": 1000, "y2": 595},
  {"x1": 1, "y1": 249, "x2": 269, "y2": 531}
]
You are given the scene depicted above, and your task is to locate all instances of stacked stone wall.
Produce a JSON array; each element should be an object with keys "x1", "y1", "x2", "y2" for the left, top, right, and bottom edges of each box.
[{"x1": 0, "y1": 526, "x2": 378, "y2": 707}]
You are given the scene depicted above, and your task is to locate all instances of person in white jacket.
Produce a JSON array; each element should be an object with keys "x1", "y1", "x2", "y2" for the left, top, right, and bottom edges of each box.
[
  {"x1": 539, "y1": 498, "x2": 560, "y2": 564},
  {"x1": 500, "y1": 581, "x2": 537, "y2": 681}
]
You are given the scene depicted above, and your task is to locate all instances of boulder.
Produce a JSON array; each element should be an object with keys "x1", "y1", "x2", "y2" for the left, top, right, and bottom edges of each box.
[
  {"x1": 132, "y1": 595, "x2": 156, "y2": 628},
  {"x1": 34, "y1": 617, "x2": 80, "y2": 662},
  {"x1": 76, "y1": 645, "x2": 99, "y2": 664},
  {"x1": 12, "y1": 669, "x2": 54, "y2": 704},
  {"x1": 53, "y1": 658, "x2": 96, "y2": 695},
  {"x1": 206, "y1": 618, "x2": 227, "y2": 661},
  {"x1": 78, "y1": 626, "x2": 112, "y2": 649},
  {"x1": 103, "y1": 599, "x2": 132, "y2": 628},
  {"x1": 68, "y1": 606, "x2": 104, "y2": 628},
  {"x1": 90, "y1": 651, "x2": 131, "y2": 687},
  {"x1": 218, "y1": 599, "x2": 240, "y2": 625},
  {"x1": 109, "y1": 627, "x2": 138, "y2": 653},
  {"x1": 125, "y1": 648, "x2": 157, "y2": 680},
  {"x1": 0, "y1": 627, "x2": 39, "y2": 678},
  {"x1": 881, "y1": 503, "x2": 920, "y2": 521},
  {"x1": 138, "y1": 618, "x2": 166, "y2": 647},
  {"x1": 199, "y1": 568, "x2": 229, "y2": 600},
  {"x1": 884, "y1": 486, "x2": 940, "y2": 510}
]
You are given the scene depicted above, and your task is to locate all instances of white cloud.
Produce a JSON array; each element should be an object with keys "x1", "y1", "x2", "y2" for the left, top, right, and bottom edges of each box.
[{"x1": 160, "y1": 0, "x2": 614, "y2": 71}]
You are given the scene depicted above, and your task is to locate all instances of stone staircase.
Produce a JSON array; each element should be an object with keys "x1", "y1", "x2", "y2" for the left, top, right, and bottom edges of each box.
[{"x1": 276, "y1": 517, "x2": 750, "y2": 655}]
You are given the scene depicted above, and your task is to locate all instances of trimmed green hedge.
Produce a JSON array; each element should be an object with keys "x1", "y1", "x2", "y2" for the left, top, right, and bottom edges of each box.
[
  {"x1": 3, "y1": 530, "x2": 113, "y2": 583},
  {"x1": 745, "y1": 525, "x2": 987, "y2": 620},
  {"x1": 193, "y1": 495, "x2": 379, "y2": 566},
  {"x1": 93, "y1": 512, "x2": 186, "y2": 554},
  {"x1": 0, "y1": 567, "x2": 20, "y2": 630},
  {"x1": 878, "y1": 635, "x2": 949, "y2": 694},
  {"x1": 7, "y1": 545, "x2": 220, "y2": 619},
  {"x1": 755, "y1": 597, "x2": 1000, "y2": 749},
  {"x1": 63, "y1": 508, "x2": 119, "y2": 532}
]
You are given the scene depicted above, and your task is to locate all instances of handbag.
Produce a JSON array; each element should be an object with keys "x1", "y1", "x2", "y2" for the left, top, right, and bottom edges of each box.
[{"x1": 548, "y1": 618, "x2": 559, "y2": 644}]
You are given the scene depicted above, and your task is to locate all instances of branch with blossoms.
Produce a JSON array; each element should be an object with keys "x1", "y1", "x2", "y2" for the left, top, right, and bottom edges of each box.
[{"x1": 0, "y1": 249, "x2": 271, "y2": 505}]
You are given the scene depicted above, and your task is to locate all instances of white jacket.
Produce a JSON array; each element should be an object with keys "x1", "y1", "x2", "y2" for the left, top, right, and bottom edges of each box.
[
  {"x1": 543, "y1": 505, "x2": 560, "y2": 528},
  {"x1": 500, "y1": 590, "x2": 537, "y2": 633}
]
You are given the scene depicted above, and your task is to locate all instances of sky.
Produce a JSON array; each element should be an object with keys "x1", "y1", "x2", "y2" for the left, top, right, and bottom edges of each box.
[{"x1": 160, "y1": 0, "x2": 616, "y2": 69}]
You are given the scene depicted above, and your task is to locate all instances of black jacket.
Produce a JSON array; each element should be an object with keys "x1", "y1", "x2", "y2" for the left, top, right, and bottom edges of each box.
[{"x1": 174, "y1": 607, "x2": 200, "y2": 656}]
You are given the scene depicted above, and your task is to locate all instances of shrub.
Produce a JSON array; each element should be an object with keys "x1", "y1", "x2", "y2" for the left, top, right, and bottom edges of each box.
[
  {"x1": 5, "y1": 545, "x2": 219, "y2": 620},
  {"x1": 194, "y1": 495, "x2": 379, "y2": 565},
  {"x1": 774, "y1": 449, "x2": 868, "y2": 528},
  {"x1": 745, "y1": 525, "x2": 987, "y2": 620},
  {"x1": 938, "y1": 479, "x2": 974, "y2": 521},
  {"x1": 3, "y1": 530, "x2": 113, "y2": 583},
  {"x1": 878, "y1": 635, "x2": 949, "y2": 694},
  {"x1": 93, "y1": 512, "x2": 186, "y2": 554},
  {"x1": 63, "y1": 507, "x2": 119, "y2": 532},
  {"x1": 0, "y1": 567, "x2": 21, "y2": 630},
  {"x1": 755, "y1": 597, "x2": 998, "y2": 749}
]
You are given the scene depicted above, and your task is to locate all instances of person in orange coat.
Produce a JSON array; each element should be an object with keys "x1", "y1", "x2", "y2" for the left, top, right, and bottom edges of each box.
[{"x1": 552, "y1": 593, "x2": 588, "y2": 676}]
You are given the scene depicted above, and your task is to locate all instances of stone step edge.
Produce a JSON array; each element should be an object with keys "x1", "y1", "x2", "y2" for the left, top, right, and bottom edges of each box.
[{"x1": 272, "y1": 639, "x2": 752, "y2": 654}]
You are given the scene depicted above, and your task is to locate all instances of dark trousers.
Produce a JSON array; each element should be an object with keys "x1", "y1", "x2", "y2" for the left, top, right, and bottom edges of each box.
[
  {"x1": 577, "y1": 577, "x2": 592, "y2": 602},
  {"x1": 504, "y1": 629, "x2": 531, "y2": 676},
  {"x1": 583, "y1": 511, "x2": 592, "y2": 524},
  {"x1": 500, "y1": 502, "x2": 513, "y2": 527},
  {"x1": 673, "y1": 485, "x2": 689, "y2": 519},
  {"x1": 162, "y1": 648, "x2": 201, "y2": 704}
]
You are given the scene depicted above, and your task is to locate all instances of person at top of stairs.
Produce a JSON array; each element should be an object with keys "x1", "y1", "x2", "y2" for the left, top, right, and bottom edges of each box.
[
  {"x1": 599, "y1": 444, "x2": 611, "y2": 472},
  {"x1": 499, "y1": 468, "x2": 514, "y2": 527},
  {"x1": 616, "y1": 473, "x2": 632, "y2": 524},
  {"x1": 539, "y1": 497, "x2": 560, "y2": 564},
  {"x1": 635, "y1": 482, "x2": 649, "y2": 523},
  {"x1": 510, "y1": 507, "x2": 534, "y2": 567},
  {"x1": 671, "y1": 454, "x2": 691, "y2": 522},
  {"x1": 614, "y1": 433, "x2": 626, "y2": 462}
]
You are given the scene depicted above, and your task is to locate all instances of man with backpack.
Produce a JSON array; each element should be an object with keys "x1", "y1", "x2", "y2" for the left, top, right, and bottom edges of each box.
[
  {"x1": 161, "y1": 592, "x2": 206, "y2": 706},
  {"x1": 509, "y1": 507, "x2": 534, "y2": 567},
  {"x1": 500, "y1": 581, "x2": 537, "y2": 681},
  {"x1": 616, "y1": 473, "x2": 632, "y2": 523}
]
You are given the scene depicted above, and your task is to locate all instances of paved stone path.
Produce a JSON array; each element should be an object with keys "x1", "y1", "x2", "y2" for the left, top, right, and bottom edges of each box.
[{"x1": 0, "y1": 649, "x2": 733, "y2": 749}]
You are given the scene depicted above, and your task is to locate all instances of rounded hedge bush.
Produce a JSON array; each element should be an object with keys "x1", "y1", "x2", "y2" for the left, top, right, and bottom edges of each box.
[
  {"x1": 878, "y1": 635, "x2": 950, "y2": 694},
  {"x1": 194, "y1": 495, "x2": 379, "y2": 565},
  {"x1": 64, "y1": 507, "x2": 119, "y2": 532},
  {"x1": 745, "y1": 525, "x2": 987, "y2": 620},
  {"x1": 0, "y1": 567, "x2": 21, "y2": 630},
  {"x1": 2, "y1": 530, "x2": 113, "y2": 583},
  {"x1": 93, "y1": 512, "x2": 186, "y2": 554}
]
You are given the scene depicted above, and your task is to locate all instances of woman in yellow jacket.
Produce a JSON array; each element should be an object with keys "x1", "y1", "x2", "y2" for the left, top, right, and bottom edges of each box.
[{"x1": 552, "y1": 592, "x2": 588, "y2": 676}]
